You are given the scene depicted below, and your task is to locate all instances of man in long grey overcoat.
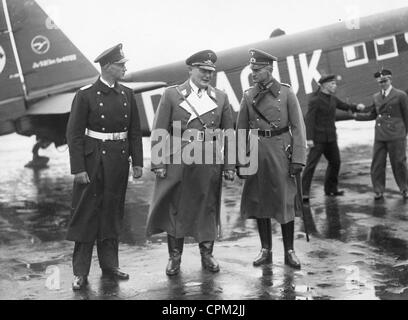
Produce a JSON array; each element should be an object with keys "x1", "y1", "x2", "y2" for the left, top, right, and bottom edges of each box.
[
  {"x1": 236, "y1": 49, "x2": 307, "y2": 269},
  {"x1": 147, "y1": 50, "x2": 235, "y2": 276}
]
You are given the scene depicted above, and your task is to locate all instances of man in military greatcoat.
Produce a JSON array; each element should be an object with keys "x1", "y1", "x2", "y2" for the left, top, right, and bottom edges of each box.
[
  {"x1": 66, "y1": 44, "x2": 143, "y2": 290},
  {"x1": 146, "y1": 50, "x2": 235, "y2": 276},
  {"x1": 354, "y1": 69, "x2": 408, "y2": 200},
  {"x1": 236, "y1": 48, "x2": 306, "y2": 269}
]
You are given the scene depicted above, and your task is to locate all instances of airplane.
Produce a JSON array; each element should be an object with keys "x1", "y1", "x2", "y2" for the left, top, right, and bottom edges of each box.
[{"x1": 1, "y1": 0, "x2": 408, "y2": 165}]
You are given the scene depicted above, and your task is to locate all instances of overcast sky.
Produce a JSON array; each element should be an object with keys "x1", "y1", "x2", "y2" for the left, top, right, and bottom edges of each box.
[{"x1": 36, "y1": 0, "x2": 408, "y2": 72}]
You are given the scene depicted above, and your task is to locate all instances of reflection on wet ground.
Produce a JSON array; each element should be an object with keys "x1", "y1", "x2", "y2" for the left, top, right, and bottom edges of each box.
[{"x1": 1, "y1": 133, "x2": 408, "y2": 299}]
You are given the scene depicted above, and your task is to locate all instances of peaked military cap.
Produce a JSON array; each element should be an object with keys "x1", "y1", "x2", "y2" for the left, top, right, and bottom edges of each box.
[
  {"x1": 318, "y1": 74, "x2": 337, "y2": 84},
  {"x1": 94, "y1": 43, "x2": 128, "y2": 66},
  {"x1": 186, "y1": 50, "x2": 217, "y2": 71},
  {"x1": 374, "y1": 69, "x2": 392, "y2": 79},
  {"x1": 249, "y1": 48, "x2": 277, "y2": 70}
]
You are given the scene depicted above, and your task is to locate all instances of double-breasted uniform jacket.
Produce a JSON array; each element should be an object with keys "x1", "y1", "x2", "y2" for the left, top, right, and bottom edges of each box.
[
  {"x1": 146, "y1": 80, "x2": 234, "y2": 242},
  {"x1": 356, "y1": 87, "x2": 408, "y2": 141},
  {"x1": 66, "y1": 78, "x2": 143, "y2": 242},
  {"x1": 305, "y1": 90, "x2": 357, "y2": 143},
  {"x1": 236, "y1": 78, "x2": 306, "y2": 223}
]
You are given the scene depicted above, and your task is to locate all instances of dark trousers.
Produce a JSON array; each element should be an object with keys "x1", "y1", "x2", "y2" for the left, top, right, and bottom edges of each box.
[
  {"x1": 371, "y1": 138, "x2": 408, "y2": 193},
  {"x1": 72, "y1": 239, "x2": 119, "y2": 276},
  {"x1": 302, "y1": 141, "x2": 341, "y2": 195}
]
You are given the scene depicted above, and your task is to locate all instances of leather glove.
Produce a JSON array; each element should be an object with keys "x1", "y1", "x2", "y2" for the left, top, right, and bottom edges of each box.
[
  {"x1": 74, "y1": 171, "x2": 90, "y2": 184},
  {"x1": 154, "y1": 168, "x2": 167, "y2": 179},
  {"x1": 133, "y1": 166, "x2": 143, "y2": 179},
  {"x1": 223, "y1": 169, "x2": 235, "y2": 181},
  {"x1": 289, "y1": 163, "x2": 303, "y2": 177}
]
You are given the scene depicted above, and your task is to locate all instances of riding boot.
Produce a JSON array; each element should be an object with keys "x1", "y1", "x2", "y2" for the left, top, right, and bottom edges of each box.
[
  {"x1": 281, "y1": 221, "x2": 301, "y2": 269},
  {"x1": 199, "y1": 241, "x2": 220, "y2": 272},
  {"x1": 253, "y1": 218, "x2": 272, "y2": 266},
  {"x1": 166, "y1": 234, "x2": 184, "y2": 276}
]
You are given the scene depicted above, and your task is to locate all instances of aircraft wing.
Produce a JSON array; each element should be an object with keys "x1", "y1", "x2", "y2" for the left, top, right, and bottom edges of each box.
[
  {"x1": 25, "y1": 81, "x2": 168, "y2": 116},
  {"x1": 26, "y1": 92, "x2": 76, "y2": 115},
  {"x1": 120, "y1": 81, "x2": 167, "y2": 94}
]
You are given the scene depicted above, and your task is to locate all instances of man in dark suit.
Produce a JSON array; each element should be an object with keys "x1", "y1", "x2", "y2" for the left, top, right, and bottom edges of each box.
[
  {"x1": 147, "y1": 50, "x2": 235, "y2": 276},
  {"x1": 66, "y1": 44, "x2": 143, "y2": 290},
  {"x1": 354, "y1": 69, "x2": 408, "y2": 200},
  {"x1": 302, "y1": 74, "x2": 364, "y2": 201}
]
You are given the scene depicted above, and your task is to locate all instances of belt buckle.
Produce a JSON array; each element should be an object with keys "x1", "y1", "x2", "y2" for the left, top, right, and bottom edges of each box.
[
  {"x1": 112, "y1": 132, "x2": 120, "y2": 140},
  {"x1": 265, "y1": 130, "x2": 272, "y2": 138},
  {"x1": 197, "y1": 131, "x2": 205, "y2": 142}
]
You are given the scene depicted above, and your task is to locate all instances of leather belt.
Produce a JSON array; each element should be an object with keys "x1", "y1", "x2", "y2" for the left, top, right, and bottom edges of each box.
[
  {"x1": 85, "y1": 129, "x2": 128, "y2": 141},
  {"x1": 181, "y1": 130, "x2": 222, "y2": 142},
  {"x1": 257, "y1": 126, "x2": 289, "y2": 137}
]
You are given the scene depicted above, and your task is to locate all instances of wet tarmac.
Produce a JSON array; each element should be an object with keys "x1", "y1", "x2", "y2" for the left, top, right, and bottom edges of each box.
[{"x1": 1, "y1": 121, "x2": 408, "y2": 300}]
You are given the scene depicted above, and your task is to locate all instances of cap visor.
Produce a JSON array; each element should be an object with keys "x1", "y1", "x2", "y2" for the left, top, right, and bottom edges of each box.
[
  {"x1": 198, "y1": 65, "x2": 216, "y2": 71},
  {"x1": 250, "y1": 63, "x2": 267, "y2": 70},
  {"x1": 114, "y1": 58, "x2": 129, "y2": 64}
]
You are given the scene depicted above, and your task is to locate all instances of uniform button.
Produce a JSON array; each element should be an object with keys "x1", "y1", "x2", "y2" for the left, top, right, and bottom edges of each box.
[
  {"x1": 124, "y1": 103, "x2": 127, "y2": 107},
  {"x1": 212, "y1": 111, "x2": 215, "y2": 115},
  {"x1": 278, "y1": 99, "x2": 281, "y2": 102},
  {"x1": 253, "y1": 100, "x2": 256, "y2": 104},
  {"x1": 121, "y1": 150, "x2": 125, "y2": 154},
  {"x1": 211, "y1": 121, "x2": 214, "y2": 124},
  {"x1": 377, "y1": 124, "x2": 381, "y2": 126},
  {"x1": 379, "y1": 114, "x2": 382, "y2": 118},
  {"x1": 121, "y1": 91, "x2": 125, "y2": 95},
  {"x1": 97, "y1": 91, "x2": 101, "y2": 95},
  {"x1": 257, "y1": 118, "x2": 260, "y2": 121},
  {"x1": 102, "y1": 127, "x2": 106, "y2": 131},
  {"x1": 124, "y1": 114, "x2": 128, "y2": 118},
  {"x1": 101, "y1": 115, "x2": 105, "y2": 119},
  {"x1": 102, "y1": 150, "x2": 106, "y2": 154},
  {"x1": 99, "y1": 102, "x2": 103, "y2": 106},
  {"x1": 124, "y1": 127, "x2": 127, "y2": 130}
]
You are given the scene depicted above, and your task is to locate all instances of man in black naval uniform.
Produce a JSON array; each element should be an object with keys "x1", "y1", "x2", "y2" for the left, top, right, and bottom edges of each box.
[
  {"x1": 302, "y1": 74, "x2": 364, "y2": 201},
  {"x1": 66, "y1": 44, "x2": 143, "y2": 290}
]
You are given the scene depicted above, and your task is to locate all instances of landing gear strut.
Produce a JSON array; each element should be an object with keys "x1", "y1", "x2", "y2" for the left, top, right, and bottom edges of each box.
[{"x1": 24, "y1": 138, "x2": 52, "y2": 169}]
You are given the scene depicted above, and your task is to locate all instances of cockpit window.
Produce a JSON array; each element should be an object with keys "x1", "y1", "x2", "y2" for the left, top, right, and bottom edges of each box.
[
  {"x1": 374, "y1": 36, "x2": 398, "y2": 60},
  {"x1": 343, "y1": 42, "x2": 368, "y2": 67}
]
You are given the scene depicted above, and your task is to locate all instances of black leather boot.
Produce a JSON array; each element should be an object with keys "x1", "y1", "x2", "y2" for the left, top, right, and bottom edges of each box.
[
  {"x1": 281, "y1": 221, "x2": 301, "y2": 269},
  {"x1": 199, "y1": 241, "x2": 220, "y2": 272},
  {"x1": 166, "y1": 235, "x2": 184, "y2": 276},
  {"x1": 253, "y1": 218, "x2": 272, "y2": 266}
]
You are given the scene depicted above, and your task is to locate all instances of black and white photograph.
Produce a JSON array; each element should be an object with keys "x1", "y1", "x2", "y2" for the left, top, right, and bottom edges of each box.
[{"x1": 1, "y1": 0, "x2": 408, "y2": 304}]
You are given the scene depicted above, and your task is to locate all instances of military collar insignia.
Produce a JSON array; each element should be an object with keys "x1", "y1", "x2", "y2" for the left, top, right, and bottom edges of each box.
[
  {"x1": 268, "y1": 79, "x2": 281, "y2": 98},
  {"x1": 96, "y1": 78, "x2": 119, "y2": 94},
  {"x1": 207, "y1": 86, "x2": 217, "y2": 101}
]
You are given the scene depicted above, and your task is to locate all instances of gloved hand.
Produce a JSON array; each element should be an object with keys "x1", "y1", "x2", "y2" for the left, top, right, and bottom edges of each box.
[
  {"x1": 223, "y1": 170, "x2": 235, "y2": 181},
  {"x1": 154, "y1": 168, "x2": 167, "y2": 179},
  {"x1": 133, "y1": 166, "x2": 143, "y2": 179},
  {"x1": 74, "y1": 171, "x2": 90, "y2": 184},
  {"x1": 289, "y1": 163, "x2": 303, "y2": 176}
]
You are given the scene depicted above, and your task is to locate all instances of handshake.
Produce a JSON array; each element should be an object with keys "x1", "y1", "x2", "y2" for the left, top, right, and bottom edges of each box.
[{"x1": 349, "y1": 103, "x2": 366, "y2": 118}]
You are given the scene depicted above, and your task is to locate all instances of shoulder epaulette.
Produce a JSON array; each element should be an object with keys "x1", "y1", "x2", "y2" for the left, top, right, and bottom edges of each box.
[
  {"x1": 281, "y1": 83, "x2": 291, "y2": 88},
  {"x1": 79, "y1": 83, "x2": 93, "y2": 91}
]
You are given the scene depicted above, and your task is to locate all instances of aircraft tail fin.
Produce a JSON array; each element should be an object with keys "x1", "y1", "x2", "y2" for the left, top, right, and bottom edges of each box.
[{"x1": 6, "y1": 0, "x2": 99, "y2": 99}]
